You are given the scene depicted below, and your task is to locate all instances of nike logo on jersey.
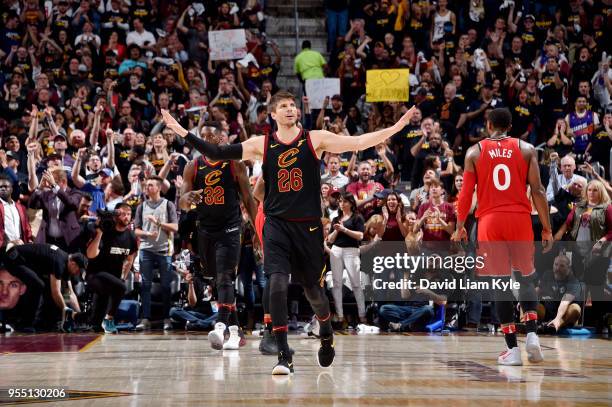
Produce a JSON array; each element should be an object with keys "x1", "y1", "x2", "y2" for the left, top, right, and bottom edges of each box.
[
  {"x1": 271, "y1": 143, "x2": 279, "y2": 148},
  {"x1": 309, "y1": 227, "x2": 319, "y2": 232}
]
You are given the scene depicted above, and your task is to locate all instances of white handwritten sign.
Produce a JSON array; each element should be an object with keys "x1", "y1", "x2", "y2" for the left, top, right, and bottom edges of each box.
[
  {"x1": 208, "y1": 29, "x2": 247, "y2": 61},
  {"x1": 305, "y1": 78, "x2": 341, "y2": 109}
]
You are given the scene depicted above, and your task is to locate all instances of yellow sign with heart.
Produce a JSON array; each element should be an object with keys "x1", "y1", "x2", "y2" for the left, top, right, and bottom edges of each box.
[{"x1": 366, "y1": 69, "x2": 410, "y2": 102}]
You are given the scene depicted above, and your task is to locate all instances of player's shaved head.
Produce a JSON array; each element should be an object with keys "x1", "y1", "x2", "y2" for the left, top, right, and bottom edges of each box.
[{"x1": 487, "y1": 108, "x2": 512, "y2": 133}]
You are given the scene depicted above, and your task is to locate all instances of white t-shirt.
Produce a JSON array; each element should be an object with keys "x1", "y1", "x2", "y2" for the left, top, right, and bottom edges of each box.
[{"x1": 126, "y1": 30, "x2": 157, "y2": 47}]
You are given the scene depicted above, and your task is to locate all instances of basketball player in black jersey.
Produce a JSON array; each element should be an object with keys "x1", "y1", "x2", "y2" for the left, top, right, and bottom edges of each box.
[
  {"x1": 179, "y1": 125, "x2": 258, "y2": 350},
  {"x1": 162, "y1": 93, "x2": 416, "y2": 375}
]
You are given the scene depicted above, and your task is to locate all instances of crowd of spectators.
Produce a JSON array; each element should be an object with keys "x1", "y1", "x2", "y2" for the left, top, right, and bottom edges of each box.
[
  {"x1": 310, "y1": 0, "x2": 611, "y2": 333},
  {"x1": 0, "y1": 0, "x2": 610, "y2": 335}
]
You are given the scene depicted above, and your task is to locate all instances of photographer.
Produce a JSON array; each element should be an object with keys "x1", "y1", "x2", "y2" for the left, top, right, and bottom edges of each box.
[
  {"x1": 170, "y1": 258, "x2": 217, "y2": 331},
  {"x1": 86, "y1": 203, "x2": 137, "y2": 334},
  {"x1": 4, "y1": 243, "x2": 87, "y2": 331},
  {"x1": 537, "y1": 254, "x2": 584, "y2": 333}
]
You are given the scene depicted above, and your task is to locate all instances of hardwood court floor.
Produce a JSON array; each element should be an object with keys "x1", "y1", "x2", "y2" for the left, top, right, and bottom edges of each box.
[{"x1": 1, "y1": 332, "x2": 610, "y2": 406}]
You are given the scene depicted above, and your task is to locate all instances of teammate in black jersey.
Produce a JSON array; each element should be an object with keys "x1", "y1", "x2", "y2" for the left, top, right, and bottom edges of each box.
[
  {"x1": 179, "y1": 125, "x2": 257, "y2": 351},
  {"x1": 163, "y1": 93, "x2": 416, "y2": 375}
]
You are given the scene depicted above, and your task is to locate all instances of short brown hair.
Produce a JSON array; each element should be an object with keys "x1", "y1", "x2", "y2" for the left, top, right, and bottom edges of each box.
[
  {"x1": 110, "y1": 177, "x2": 125, "y2": 195},
  {"x1": 146, "y1": 175, "x2": 164, "y2": 184},
  {"x1": 428, "y1": 177, "x2": 442, "y2": 187},
  {"x1": 270, "y1": 91, "x2": 296, "y2": 112}
]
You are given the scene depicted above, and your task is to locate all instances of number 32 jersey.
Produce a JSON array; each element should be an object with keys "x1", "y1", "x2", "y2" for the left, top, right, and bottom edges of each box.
[
  {"x1": 193, "y1": 157, "x2": 241, "y2": 232},
  {"x1": 262, "y1": 129, "x2": 322, "y2": 221},
  {"x1": 475, "y1": 137, "x2": 531, "y2": 218}
]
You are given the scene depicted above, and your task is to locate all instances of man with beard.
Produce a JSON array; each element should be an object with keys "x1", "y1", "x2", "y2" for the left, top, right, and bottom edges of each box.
[
  {"x1": 321, "y1": 154, "x2": 349, "y2": 189},
  {"x1": 0, "y1": 175, "x2": 32, "y2": 249},
  {"x1": 179, "y1": 125, "x2": 257, "y2": 350},
  {"x1": 537, "y1": 254, "x2": 584, "y2": 333},
  {"x1": 86, "y1": 203, "x2": 137, "y2": 333},
  {"x1": 346, "y1": 161, "x2": 384, "y2": 219}
]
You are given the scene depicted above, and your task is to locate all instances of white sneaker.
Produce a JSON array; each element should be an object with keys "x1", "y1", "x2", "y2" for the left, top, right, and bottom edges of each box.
[
  {"x1": 223, "y1": 325, "x2": 241, "y2": 350},
  {"x1": 498, "y1": 346, "x2": 522, "y2": 366},
  {"x1": 208, "y1": 322, "x2": 226, "y2": 350},
  {"x1": 388, "y1": 322, "x2": 402, "y2": 332},
  {"x1": 525, "y1": 332, "x2": 544, "y2": 363},
  {"x1": 135, "y1": 318, "x2": 151, "y2": 331},
  {"x1": 357, "y1": 323, "x2": 380, "y2": 334}
]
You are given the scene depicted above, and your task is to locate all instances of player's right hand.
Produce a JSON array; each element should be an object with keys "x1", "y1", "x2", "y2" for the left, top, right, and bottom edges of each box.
[{"x1": 186, "y1": 189, "x2": 203, "y2": 205}]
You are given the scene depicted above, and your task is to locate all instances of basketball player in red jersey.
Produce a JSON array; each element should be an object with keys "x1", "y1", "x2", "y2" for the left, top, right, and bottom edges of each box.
[
  {"x1": 162, "y1": 94, "x2": 417, "y2": 375},
  {"x1": 452, "y1": 108, "x2": 553, "y2": 366}
]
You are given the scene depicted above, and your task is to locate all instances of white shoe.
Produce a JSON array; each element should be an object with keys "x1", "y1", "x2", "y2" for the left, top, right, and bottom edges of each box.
[
  {"x1": 498, "y1": 346, "x2": 522, "y2": 366},
  {"x1": 223, "y1": 325, "x2": 241, "y2": 350},
  {"x1": 525, "y1": 332, "x2": 544, "y2": 363},
  {"x1": 357, "y1": 323, "x2": 380, "y2": 334},
  {"x1": 208, "y1": 322, "x2": 226, "y2": 350},
  {"x1": 163, "y1": 318, "x2": 173, "y2": 330},
  {"x1": 388, "y1": 322, "x2": 402, "y2": 332},
  {"x1": 135, "y1": 318, "x2": 151, "y2": 331}
]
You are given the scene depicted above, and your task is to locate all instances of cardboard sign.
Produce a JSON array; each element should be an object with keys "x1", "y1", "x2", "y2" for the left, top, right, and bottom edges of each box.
[
  {"x1": 208, "y1": 29, "x2": 247, "y2": 61},
  {"x1": 366, "y1": 69, "x2": 410, "y2": 102},
  {"x1": 305, "y1": 78, "x2": 341, "y2": 109}
]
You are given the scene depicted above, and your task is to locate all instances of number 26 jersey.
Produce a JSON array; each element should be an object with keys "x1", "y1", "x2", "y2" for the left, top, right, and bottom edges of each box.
[{"x1": 262, "y1": 129, "x2": 322, "y2": 221}]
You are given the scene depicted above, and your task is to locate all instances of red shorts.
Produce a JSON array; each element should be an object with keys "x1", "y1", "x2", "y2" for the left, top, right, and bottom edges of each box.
[{"x1": 477, "y1": 212, "x2": 535, "y2": 277}]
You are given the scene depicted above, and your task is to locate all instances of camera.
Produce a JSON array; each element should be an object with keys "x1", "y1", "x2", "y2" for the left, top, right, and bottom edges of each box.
[{"x1": 96, "y1": 209, "x2": 117, "y2": 233}]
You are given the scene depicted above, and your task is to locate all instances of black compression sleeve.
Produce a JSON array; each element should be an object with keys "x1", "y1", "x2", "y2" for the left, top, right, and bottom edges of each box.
[{"x1": 185, "y1": 132, "x2": 243, "y2": 160}]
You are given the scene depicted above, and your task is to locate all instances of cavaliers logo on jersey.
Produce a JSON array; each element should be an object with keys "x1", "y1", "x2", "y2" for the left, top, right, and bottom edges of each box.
[
  {"x1": 277, "y1": 148, "x2": 300, "y2": 168},
  {"x1": 204, "y1": 170, "x2": 223, "y2": 186}
]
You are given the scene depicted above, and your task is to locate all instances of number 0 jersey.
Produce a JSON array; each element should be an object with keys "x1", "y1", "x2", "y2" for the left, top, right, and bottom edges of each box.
[
  {"x1": 475, "y1": 137, "x2": 531, "y2": 218},
  {"x1": 262, "y1": 129, "x2": 322, "y2": 220},
  {"x1": 193, "y1": 157, "x2": 241, "y2": 232}
]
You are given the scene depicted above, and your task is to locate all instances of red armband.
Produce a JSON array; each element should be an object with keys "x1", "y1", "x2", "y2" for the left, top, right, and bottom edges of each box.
[{"x1": 457, "y1": 170, "x2": 476, "y2": 223}]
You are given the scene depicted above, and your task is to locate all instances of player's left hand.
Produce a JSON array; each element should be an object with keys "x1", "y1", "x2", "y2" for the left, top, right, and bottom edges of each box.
[
  {"x1": 161, "y1": 109, "x2": 187, "y2": 137},
  {"x1": 541, "y1": 230, "x2": 553, "y2": 253},
  {"x1": 451, "y1": 227, "x2": 467, "y2": 242},
  {"x1": 395, "y1": 106, "x2": 418, "y2": 128}
]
